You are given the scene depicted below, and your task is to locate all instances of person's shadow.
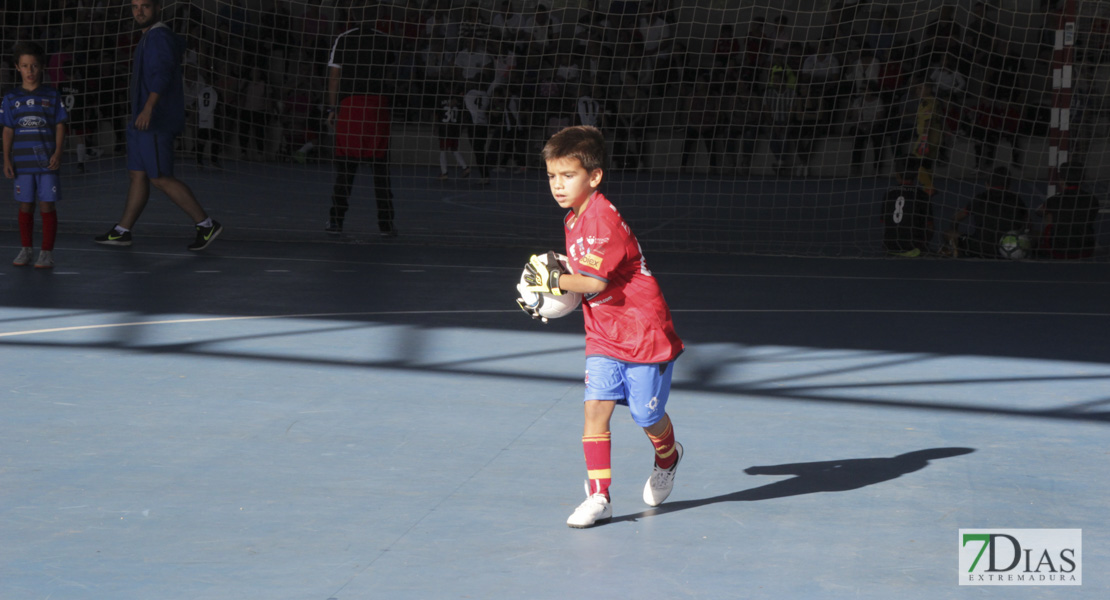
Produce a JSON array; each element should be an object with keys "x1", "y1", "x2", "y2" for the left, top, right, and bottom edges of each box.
[{"x1": 611, "y1": 447, "x2": 975, "y2": 523}]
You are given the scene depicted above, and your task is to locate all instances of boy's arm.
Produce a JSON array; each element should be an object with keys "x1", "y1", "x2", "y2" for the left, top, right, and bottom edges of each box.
[
  {"x1": 49, "y1": 122, "x2": 64, "y2": 170},
  {"x1": 556, "y1": 272, "x2": 607, "y2": 295},
  {"x1": 522, "y1": 253, "x2": 607, "y2": 296},
  {"x1": 135, "y1": 92, "x2": 161, "y2": 130},
  {"x1": 2, "y1": 127, "x2": 14, "y2": 179}
]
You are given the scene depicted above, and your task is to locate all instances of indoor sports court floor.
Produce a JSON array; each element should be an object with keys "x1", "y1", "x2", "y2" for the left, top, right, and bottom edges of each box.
[{"x1": 2, "y1": 230, "x2": 1108, "y2": 599}]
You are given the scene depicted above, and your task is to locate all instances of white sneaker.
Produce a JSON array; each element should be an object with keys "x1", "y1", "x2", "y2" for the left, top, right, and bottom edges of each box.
[
  {"x1": 567, "y1": 492, "x2": 612, "y2": 528},
  {"x1": 12, "y1": 247, "x2": 33, "y2": 266},
  {"x1": 34, "y1": 250, "x2": 54, "y2": 269},
  {"x1": 643, "y1": 441, "x2": 683, "y2": 507}
]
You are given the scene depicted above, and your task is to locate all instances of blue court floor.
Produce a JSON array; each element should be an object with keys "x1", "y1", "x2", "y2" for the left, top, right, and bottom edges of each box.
[{"x1": 2, "y1": 236, "x2": 1108, "y2": 599}]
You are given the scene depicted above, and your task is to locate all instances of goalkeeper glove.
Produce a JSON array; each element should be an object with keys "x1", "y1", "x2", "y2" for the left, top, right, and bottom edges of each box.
[
  {"x1": 515, "y1": 297, "x2": 549, "y2": 324},
  {"x1": 522, "y1": 251, "x2": 564, "y2": 296}
]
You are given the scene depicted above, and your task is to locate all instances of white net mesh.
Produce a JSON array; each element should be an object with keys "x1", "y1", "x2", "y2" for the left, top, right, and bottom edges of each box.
[{"x1": 3, "y1": 0, "x2": 1107, "y2": 258}]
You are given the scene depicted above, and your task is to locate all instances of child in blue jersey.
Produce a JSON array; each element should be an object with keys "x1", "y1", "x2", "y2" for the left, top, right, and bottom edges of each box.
[{"x1": 2, "y1": 41, "x2": 68, "y2": 269}]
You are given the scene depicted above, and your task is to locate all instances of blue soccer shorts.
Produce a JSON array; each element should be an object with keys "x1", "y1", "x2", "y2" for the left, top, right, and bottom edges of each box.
[
  {"x1": 13, "y1": 172, "x2": 61, "y2": 203},
  {"x1": 584, "y1": 355, "x2": 675, "y2": 428},
  {"x1": 127, "y1": 128, "x2": 175, "y2": 179}
]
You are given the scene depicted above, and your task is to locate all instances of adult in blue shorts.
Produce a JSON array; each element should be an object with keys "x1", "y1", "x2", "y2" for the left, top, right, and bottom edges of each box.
[{"x1": 94, "y1": 0, "x2": 222, "y2": 251}]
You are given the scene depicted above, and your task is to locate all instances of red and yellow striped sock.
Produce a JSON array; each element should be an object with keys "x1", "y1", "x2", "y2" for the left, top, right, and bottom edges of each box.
[
  {"x1": 582, "y1": 432, "x2": 612, "y2": 499},
  {"x1": 648, "y1": 420, "x2": 678, "y2": 470}
]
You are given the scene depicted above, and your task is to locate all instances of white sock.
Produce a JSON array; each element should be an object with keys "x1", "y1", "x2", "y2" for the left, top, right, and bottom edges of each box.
[
  {"x1": 196, "y1": 217, "x2": 213, "y2": 228},
  {"x1": 297, "y1": 142, "x2": 314, "y2": 153},
  {"x1": 114, "y1": 224, "x2": 130, "y2": 234},
  {"x1": 77, "y1": 143, "x2": 87, "y2": 163},
  {"x1": 454, "y1": 151, "x2": 468, "y2": 169},
  {"x1": 439, "y1": 152, "x2": 448, "y2": 174}
]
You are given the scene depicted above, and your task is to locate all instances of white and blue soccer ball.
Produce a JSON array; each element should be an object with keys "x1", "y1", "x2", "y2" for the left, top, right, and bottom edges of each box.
[{"x1": 516, "y1": 253, "x2": 583, "y2": 320}]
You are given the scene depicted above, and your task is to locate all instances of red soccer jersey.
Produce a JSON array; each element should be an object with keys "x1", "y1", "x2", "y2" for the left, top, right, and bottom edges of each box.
[{"x1": 564, "y1": 191, "x2": 684, "y2": 364}]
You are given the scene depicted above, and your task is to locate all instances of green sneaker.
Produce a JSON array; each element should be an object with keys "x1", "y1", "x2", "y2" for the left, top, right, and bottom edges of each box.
[
  {"x1": 188, "y1": 220, "x2": 223, "y2": 251},
  {"x1": 94, "y1": 226, "x2": 132, "y2": 247}
]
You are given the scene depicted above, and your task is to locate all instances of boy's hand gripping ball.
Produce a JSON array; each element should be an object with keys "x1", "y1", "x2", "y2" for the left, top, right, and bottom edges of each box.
[{"x1": 516, "y1": 252, "x2": 582, "y2": 323}]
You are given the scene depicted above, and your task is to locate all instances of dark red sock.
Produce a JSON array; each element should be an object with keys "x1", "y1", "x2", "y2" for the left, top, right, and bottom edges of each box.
[
  {"x1": 18, "y1": 212, "x2": 33, "y2": 248},
  {"x1": 648, "y1": 420, "x2": 678, "y2": 469},
  {"x1": 582, "y1": 432, "x2": 612, "y2": 499},
  {"x1": 40, "y1": 211, "x2": 57, "y2": 251}
]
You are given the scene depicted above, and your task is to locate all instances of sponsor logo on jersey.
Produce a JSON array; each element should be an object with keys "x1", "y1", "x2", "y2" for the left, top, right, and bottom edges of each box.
[
  {"x1": 585, "y1": 235, "x2": 609, "y2": 246},
  {"x1": 579, "y1": 253, "x2": 604, "y2": 270},
  {"x1": 18, "y1": 116, "x2": 48, "y2": 128}
]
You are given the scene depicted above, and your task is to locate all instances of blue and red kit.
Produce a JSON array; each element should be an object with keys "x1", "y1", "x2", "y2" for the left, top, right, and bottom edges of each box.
[{"x1": 563, "y1": 190, "x2": 684, "y2": 365}]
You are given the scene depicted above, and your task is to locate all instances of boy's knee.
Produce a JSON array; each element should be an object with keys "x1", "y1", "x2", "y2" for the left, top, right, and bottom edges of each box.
[{"x1": 149, "y1": 176, "x2": 178, "y2": 192}]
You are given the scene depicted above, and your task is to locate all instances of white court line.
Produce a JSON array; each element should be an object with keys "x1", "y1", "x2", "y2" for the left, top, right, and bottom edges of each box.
[
  {"x1": 15, "y1": 246, "x2": 1110, "y2": 286},
  {"x1": 0, "y1": 308, "x2": 1106, "y2": 340}
]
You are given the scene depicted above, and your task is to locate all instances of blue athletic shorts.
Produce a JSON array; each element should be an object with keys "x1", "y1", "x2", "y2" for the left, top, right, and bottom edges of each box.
[
  {"x1": 127, "y1": 128, "x2": 175, "y2": 179},
  {"x1": 584, "y1": 355, "x2": 675, "y2": 427},
  {"x1": 13, "y1": 172, "x2": 61, "y2": 203}
]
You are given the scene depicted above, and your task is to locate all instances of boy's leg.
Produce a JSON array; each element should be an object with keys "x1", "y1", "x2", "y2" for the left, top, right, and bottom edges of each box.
[
  {"x1": 39, "y1": 200, "x2": 57, "y2": 252},
  {"x1": 150, "y1": 175, "x2": 208, "y2": 224},
  {"x1": 568, "y1": 399, "x2": 616, "y2": 529},
  {"x1": 17, "y1": 197, "x2": 34, "y2": 249},
  {"x1": 626, "y1": 361, "x2": 682, "y2": 507},
  {"x1": 569, "y1": 358, "x2": 625, "y2": 528},
  {"x1": 370, "y1": 158, "x2": 395, "y2": 235},
  {"x1": 330, "y1": 159, "x2": 358, "y2": 229},
  {"x1": 582, "y1": 399, "x2": 616, "y2": 498},
  {"x1": 644, "y1": 413, "x2": 678, "y2": 470},
  {"x1": 118, "y1": 170, "x2": 151, "y2": 229},
  {"x1": 14, "y1": 186, "x2": 35, "y2": 265}
]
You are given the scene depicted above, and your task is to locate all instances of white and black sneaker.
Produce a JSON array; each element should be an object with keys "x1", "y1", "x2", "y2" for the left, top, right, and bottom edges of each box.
[
  {"x1": 567, "y1": 491, "x2": 612, "y2": 529},
  {"x1": 643, "y1": 441, "x2": 683, "y2": 507}
]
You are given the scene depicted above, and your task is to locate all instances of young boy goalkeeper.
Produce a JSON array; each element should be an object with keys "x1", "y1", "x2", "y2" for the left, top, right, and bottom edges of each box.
[{"x1": 519, "y1": 125, "x2": 685, "y2": 528}]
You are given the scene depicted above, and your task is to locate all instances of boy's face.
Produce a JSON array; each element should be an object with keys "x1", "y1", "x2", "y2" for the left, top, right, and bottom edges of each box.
[
  {"x1": 15, "y1": 54, "x2": 43, "y2": 89},
  {"x1": 546, "y1": 156, "x2": 602, "y2": 214},
  {"x1": 132, "y1": 0, "x2": 160, "y2": 28}
]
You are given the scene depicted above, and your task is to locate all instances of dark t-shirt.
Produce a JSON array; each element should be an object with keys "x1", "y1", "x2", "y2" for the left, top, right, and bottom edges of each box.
[
  {"x1": 327, "y1": 26, "x2": 393, "y2": 100},
  {"x1": 882, "y1": 184, "x2": 933, "y2": 253}
]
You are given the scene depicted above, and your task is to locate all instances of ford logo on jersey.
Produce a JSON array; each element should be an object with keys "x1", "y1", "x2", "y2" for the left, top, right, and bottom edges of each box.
[{"x1": 18, "y1": 116, "x2": 47, "y2": 128}]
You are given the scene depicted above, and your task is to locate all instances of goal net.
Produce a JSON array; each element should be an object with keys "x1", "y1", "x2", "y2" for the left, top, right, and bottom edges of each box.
[{"x1": 3, "y1": 0, "x2": 1107, "y2": 259}]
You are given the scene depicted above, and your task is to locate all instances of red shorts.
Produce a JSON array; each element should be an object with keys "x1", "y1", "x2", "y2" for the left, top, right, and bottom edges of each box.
[
  {"x1": 439, "y1": 137, "x2": 459, "y2": 151},
  {"x1": 335, "y1": 95, "x2": 391, "y2": 159}
]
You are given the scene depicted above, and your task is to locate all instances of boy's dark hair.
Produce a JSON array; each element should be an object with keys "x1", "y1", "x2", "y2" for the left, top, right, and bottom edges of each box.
[
  {"x1": 12, "y1": 41, "x2": 46, "y2": 66},
  {"x1": 542, "y1": 125, "x2": 607, "y2": 172}
]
